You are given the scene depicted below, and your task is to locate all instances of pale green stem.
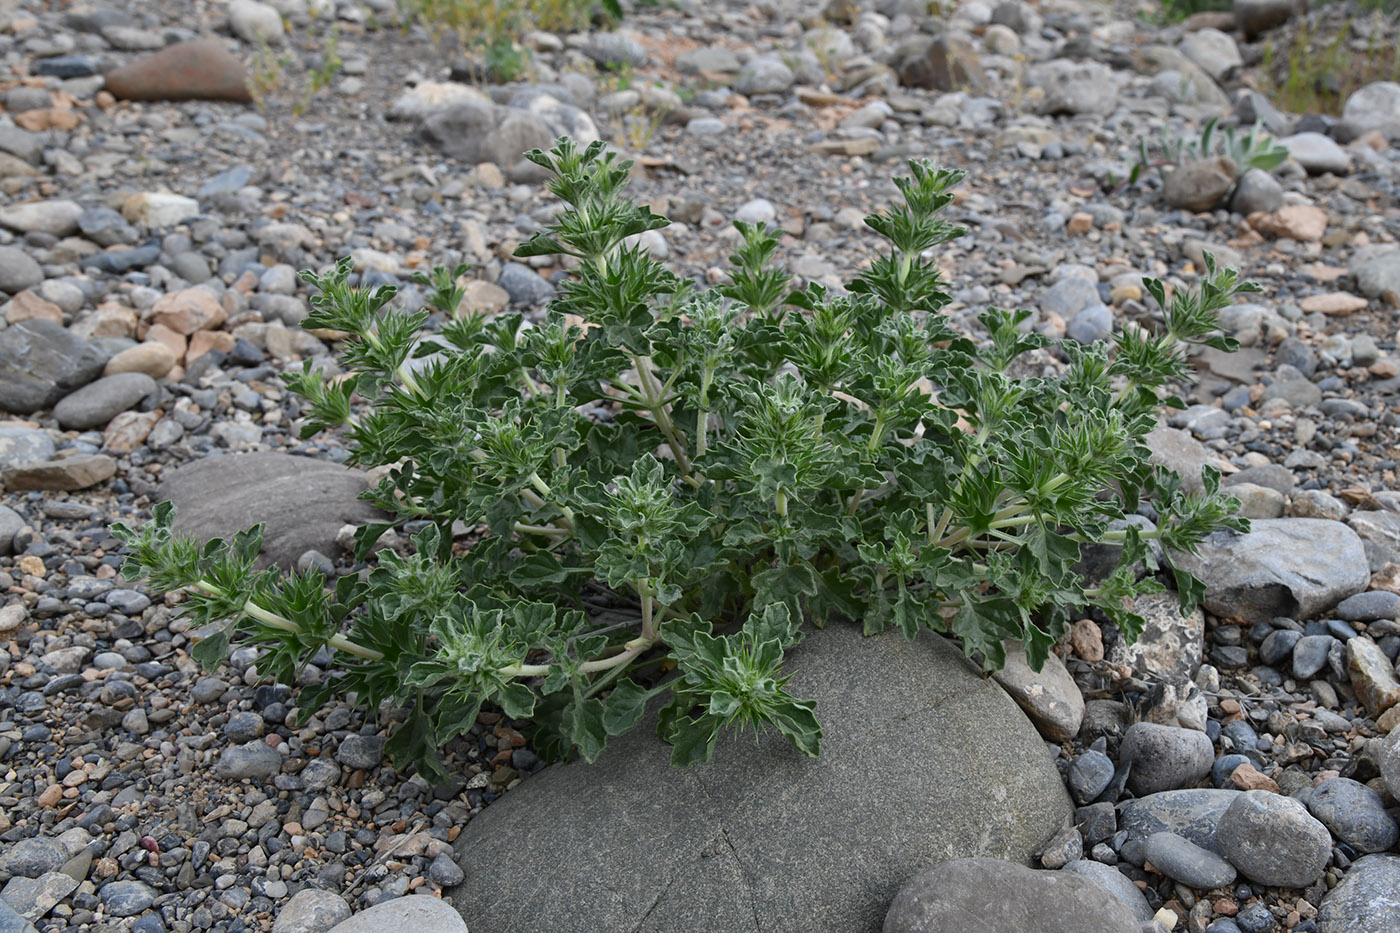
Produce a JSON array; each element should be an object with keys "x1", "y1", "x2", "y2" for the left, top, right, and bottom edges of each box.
[
  {"x1": 192, "y1": 580, "x2": 384, "y2": 662},
  {"x1": 499, "y1": 634, "x2": 657, "y2": 678}
]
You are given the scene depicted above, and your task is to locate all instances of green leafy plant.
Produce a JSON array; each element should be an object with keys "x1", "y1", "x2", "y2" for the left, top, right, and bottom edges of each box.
[
  {"x1": 1117, "y1": 117, "x2": 1290, "y2": 191},
  {"x1": 113, "y1": 138, "x2": 1253, "y2": 780}
]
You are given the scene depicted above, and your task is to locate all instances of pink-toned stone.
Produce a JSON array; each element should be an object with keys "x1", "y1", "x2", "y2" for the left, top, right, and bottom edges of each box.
[
  {"x1": 1250, "y1": 205, "x2": 1328, "y2": 241},
  {"x1": 1299, "y1": 292, "x2": 1367, "y2": 315},
  {"x1": 103, "y1": 39, "x2": 253, "y2": 103},
  {"x1": 2, "y1": 290, "x2": 63, "y2": 325},
  {"x1": 71, "y1": 303, "x2": 138, "y2": 339},
  {"x1": 1230, "y1": 761, "x2": 1280, "y2": 793},
  {"x1": 151, "y1": 288, "x2": 226, "y2": 335},
  {"x1": 186, "y1": 330, "x2": 236, "y2": 362},
  {"x1": 103, "y1": 410, "x2": 162, "y2": 454},
  {"x1": 144, "y1": 323, "x2": 188, "y2": 362}
]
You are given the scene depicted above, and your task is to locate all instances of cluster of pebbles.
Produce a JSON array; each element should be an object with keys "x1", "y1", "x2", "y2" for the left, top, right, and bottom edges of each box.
[{"x1": 1, "y1": 0, "x2": 1400, "y2": 930}]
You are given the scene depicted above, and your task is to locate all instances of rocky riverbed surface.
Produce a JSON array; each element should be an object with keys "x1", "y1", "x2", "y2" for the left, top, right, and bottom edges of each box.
[{"x1": 1, "y1": 0, "x2": 1400, "y2": 931}]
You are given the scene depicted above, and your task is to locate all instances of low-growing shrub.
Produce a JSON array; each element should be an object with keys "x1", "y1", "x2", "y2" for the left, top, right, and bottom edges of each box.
[{"x1": 114, "y1": 138, "x2": 1252, "y2": 779}]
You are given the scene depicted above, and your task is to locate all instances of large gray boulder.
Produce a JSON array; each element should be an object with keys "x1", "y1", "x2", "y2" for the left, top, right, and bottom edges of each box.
[
  {"x1": 448, "y1": 623, "x2": 1073, "y2": 933},
  {"x1": 157, "y1": 452, "x2": 388, "y2": 569},
  {"x1": 1168, "y1": 518, "x2": 1370, "y2": 623}
]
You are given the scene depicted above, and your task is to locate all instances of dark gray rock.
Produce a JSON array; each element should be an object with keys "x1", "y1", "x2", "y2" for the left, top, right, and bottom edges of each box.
[
  {"x1": 1318, "y1": 854, "x2": 1400, "y2": 933},
  {"x1": 0, "y1": 505, "x2": 23, "y2": 556},
  {"x1": 158, "y1": 452, "x2": 387, "y2": 569},
  {"x1": 0, "y1": 895, "x2": 40, "y2": 932},
  {"x1": 1117, "y1": 789, "x2": 1240, "y2": 866},
  {"x1": 0, "y1": 319, "x2": 108, "y2": 414},
  {"x1": 1293, "y1": 634, "x2": 1336, "y2": 679},
  {"x1": 300, "y1": 758, "x2": 341, "y2": 793},
  {"x1": 0, "y1": 837, "x2": 67, "y2": 878},
  {"x1": 1335, "y1": 591, "x2": 1400, "y2": 622},
  {"x1": 1217, "y1": 789, "x2": 1331, "y2": 888},
  {"x1": 0, "y1": 246, "x2": 42, "y2": 294},
  {"x1": 1259, "y1": 628, "x2": 1302, "y2": 666},
  {"x1": 1235, "y1": 0, "x2": 1296, "y2": 39},
  {"x1": 1169, "y1": 519, "x2": 1370, "y2": 624},
  {"x1": 448, "y1": 623, "x2": 1072, "y2": 933},
  {"x1": 335, "y1": 734, "x2": 385, "y2": 770},
  {"x1": 52, "y1": 372, "x2": 157, "y2": 430},
  {"x1": 1060, "y1": 860, "x2": 1153, "y2": 922},
  {"x1": 213, "y1": 741, "x2": 282, "y2": 780},
  {"x1": 883, "y1": 858, "x2": 1141, "y2": 933},
  {"x1": 1069, "y1": 750, "x2": 1115, "y2": 805},
  {"x1": 1142, "y1": 832, "x2": 1236, "y2": 888},
  {"x1": 98, "y1": 880, "x2": 156, "y2": 917},
  {"x1": 1308, "y1": 778, "x2": 1399, "y2": 853},
  {"x1": 496, "y1": 262, "x2": 556, "y2": 306},
  {"x1": 1119, "y1": 722, "x2": 1213, "y2": 795}
]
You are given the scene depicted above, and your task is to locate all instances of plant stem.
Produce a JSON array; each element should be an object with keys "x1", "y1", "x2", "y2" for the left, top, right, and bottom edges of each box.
[
  {"x1": 499, "y1": 634, "x2": 658, "y2": 679},
  {"x1": 192, "y1": 579, "x2": 384, "y2": 661}
]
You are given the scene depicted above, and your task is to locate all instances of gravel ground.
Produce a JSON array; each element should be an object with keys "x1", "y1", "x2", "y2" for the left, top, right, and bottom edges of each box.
[{"x1": 1, "y1": 0, "x2": 1400, "y2": 930}]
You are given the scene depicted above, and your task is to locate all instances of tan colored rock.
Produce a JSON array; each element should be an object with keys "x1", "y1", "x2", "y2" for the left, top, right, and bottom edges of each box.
[
  {"x1": 1163, "y1": 158, "x2": 1237, "y2": 213},
  {"x1": 144, "y1": 323, "x2": 188, "y2": 362},
  {"x1": 1230, "y1": 761, "x2": 1280, "y2": 793},
  {"x1": 1, "y1": 455, "x2": 116, "y2": 491},
  {"x1": 1349, "y1": 636, "x2": 1400, "y2": 718},
  {"x1": 1066, "y1": 212, "x2": 1094, "y2": 235},
  {"x1": 992, "y1": 643, "x2": 1085, "y2": 742},
  {"x1": 1373, "y1": 562, "x2": 1400, "y2": 596},
  {"x1": 104, "y1": 342, "x2": 177, "y2": 379},
  {"x1": 1069, "y1": 618, "x2": 1104, "y2": 662},
  {"x1": 2, "y1": 290, "x2": 63, "y2": 325},
  {"x1": 1299, "y1": 292, "x2": 1367, "y2": 315},
  {"x1": 103, "y1": 410, "x2": 162, "y2": 454},
  {"x1": 103, "y1": 39, "x2": 252, "y2": 103},
  {"x1": 71, "y1": 304, "x2": 138, "y2": 339},
  {"x1": 187, "y1": 330, "x2": 236, "y2": 362},
  {"x1": 122, "y1": 191, "x2": 200, "y2": 228},
  {"x1": 1250, "y1": 205, "x2": 1328, "y2": 241},
  {"x1": 456, "y1": 279, "x2": 510, "y2": 316},
  {"x1": 151, "y1": 288, "x2": 226, "y2": 335},
  {"x1": 14, "y1": 108, "x2": 82, "y2": 132}
]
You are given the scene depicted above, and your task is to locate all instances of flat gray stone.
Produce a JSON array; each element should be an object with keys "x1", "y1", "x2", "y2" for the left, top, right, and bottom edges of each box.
[
  {"x1": 0, "y1": 319, "x2": 108, "y2": 414},
  {"x1": 323, "y1": 896, "x2": 467, "y2": 933},
  {"x1": 158, "y1": 452, "x2": 387, "y2": 569},
  {"x1": 449, "y1": 624, "x2": 1072, "y2": 933},
  {"x1": 0, "y1": 899, "x2": 38, "y2": 933},
  {"x1": 52, "y1": 372, "x2": 156, "y2": 430},
  {"x1": 1117, "y1": 788, "x2": 1240, "y2": 866},
  {"x1": 1319, "y1": 854, "x2": 1400, "y2": 933},
  {"x1": 273, "y1": 889, "x2": 352, "y2": 933},
  {"x1": 1169, "y1": 518, "x2": 1370, "y2": 624},
  {"x1": 883, "y1": 858, "x2": 1140, "y2": 933}
]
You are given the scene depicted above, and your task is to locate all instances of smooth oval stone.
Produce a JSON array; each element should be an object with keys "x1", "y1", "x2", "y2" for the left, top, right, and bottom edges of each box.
[
  {"x1": 1217, "y1": 789, "x2": 1331, "y2": 888},
  {"x1": 1143, "y1": 832, "x2": 1236, "y2": 888},
  {"x1": 52, "y1": 372, "x2": 157, "y2": 430},
  {"x1": 1308, "y1": 777, "x2": 1399, "y2": 853},
  {"x1": 1119, "y1": 722, "x2": 1214, "y2": 795}
]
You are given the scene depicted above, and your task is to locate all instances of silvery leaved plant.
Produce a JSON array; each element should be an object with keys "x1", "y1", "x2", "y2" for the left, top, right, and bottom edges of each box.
[{"x1": 113, "y1": 138, "x2": 1252, "y2": 779}]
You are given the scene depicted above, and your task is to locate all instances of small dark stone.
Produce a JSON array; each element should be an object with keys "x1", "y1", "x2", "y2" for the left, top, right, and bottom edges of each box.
[{"x1": 1069, "y1": 749, "x2": 1115, "y2": 805}]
